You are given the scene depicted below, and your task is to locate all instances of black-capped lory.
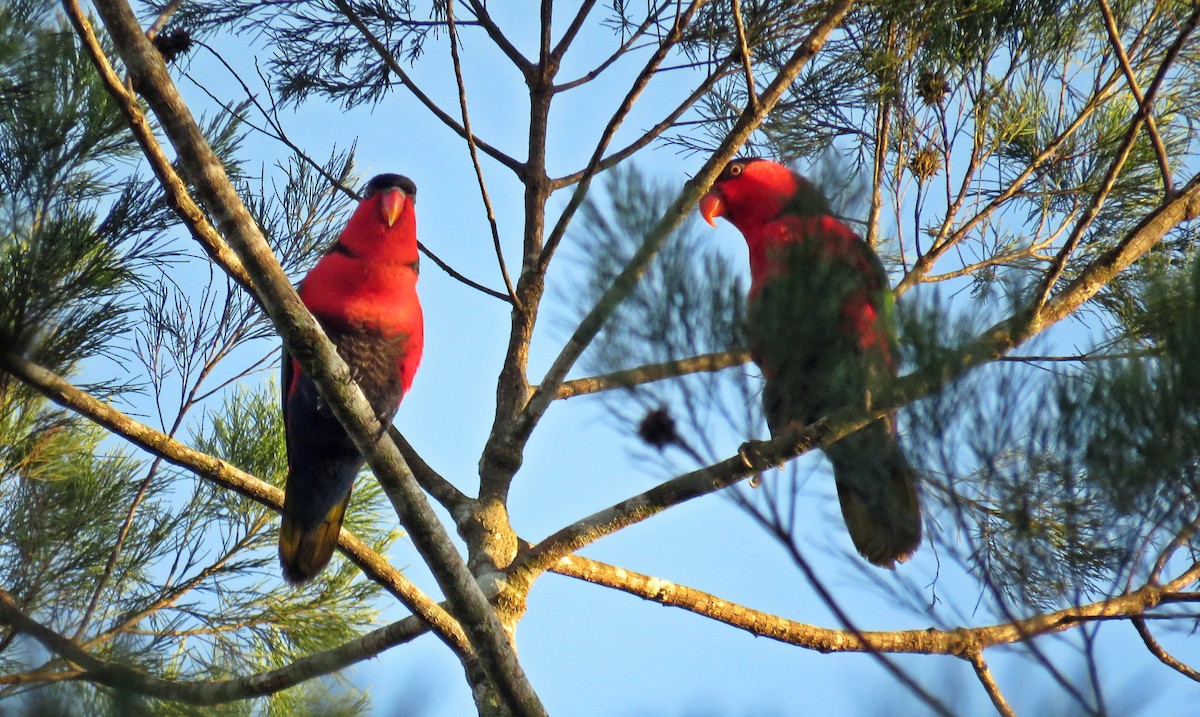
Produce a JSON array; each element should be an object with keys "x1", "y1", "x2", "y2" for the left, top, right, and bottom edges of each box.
[
  {"x1": 700, "y1": 158, "x2": 921, "y2": 567},
  {"x1": 279, "y1": 174, "x2": 423, "y2": 584}
]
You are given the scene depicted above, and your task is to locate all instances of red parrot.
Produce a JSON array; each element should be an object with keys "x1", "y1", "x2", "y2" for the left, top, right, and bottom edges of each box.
[
  {"x1": 279, "y1": 173, "x2": 423, "y2": 584},
  {"x1": 699, "y1": 158, "x2": 921, "y2": 567}
]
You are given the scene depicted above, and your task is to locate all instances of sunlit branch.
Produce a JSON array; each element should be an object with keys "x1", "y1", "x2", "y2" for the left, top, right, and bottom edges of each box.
[
  {"x1": 62, "y1": 0, "x2": 258, "y2": 301},
  {"x1": 550, "y1": 555, "x2": 1194, "y2": 654},
  {"x1": 145, "y1": 0, "x2": 183, "y2": 39},
  {"x1": 551, "y1": 350, "x2": 752, "y2": 400},
  {"x1": 1131, "y1": 617, "x2": 1200, "y2": 682},
  {"x1": 966, "y1": 649, "x2": 1016, "y2": 717}
]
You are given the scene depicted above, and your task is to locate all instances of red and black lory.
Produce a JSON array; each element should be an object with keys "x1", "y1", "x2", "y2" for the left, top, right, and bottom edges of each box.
[
  {"x1": 699, "y1": 158, "x2": 921, "y2": 567},
  {"x1": 279, "y1": 173, "x2": 423, "y2": 584}
]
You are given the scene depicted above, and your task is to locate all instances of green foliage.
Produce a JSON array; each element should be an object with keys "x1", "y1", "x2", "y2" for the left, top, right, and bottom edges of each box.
[{"x1": 0, "y1": 4, "x2": 172, "y2": 370}]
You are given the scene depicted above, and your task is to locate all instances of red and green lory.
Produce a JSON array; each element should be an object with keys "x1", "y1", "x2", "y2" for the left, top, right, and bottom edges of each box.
[
  {"x1": 699, "y1": 158, "x2": 921, "y2": 567},
  {"x1": 279, "y1": 174, "x2": 423, "y2": 584}
]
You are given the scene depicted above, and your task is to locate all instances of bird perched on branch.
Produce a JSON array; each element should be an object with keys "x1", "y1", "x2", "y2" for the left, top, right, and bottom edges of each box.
[
  {"x1": 699, "y1": 157, "x2": 921, "y2": 567},
  {"x1": 279, "y1": 173, "x2": 423, "y2": 584}
]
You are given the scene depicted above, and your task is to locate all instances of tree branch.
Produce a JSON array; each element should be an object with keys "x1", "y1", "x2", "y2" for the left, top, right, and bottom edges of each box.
[
  {"x1": 62, "y1": 0, "x2": 257, "y2": 300},
  {"x1": 1096, "y1": 0, "x2": 1174, "y2": 196},
  {"x1": 550, "y1": 350, "x2": 752, "y2": 400},
  {"x1": 445, "y1": 2, "x2": 521, "y2": 309},
  {"x1": 331, "y1": 0, "x2": 523, "y2": 175},
  {"x1": 550, "y1": 555, "x2": 1189, "y2": 656},
  {"x1": 0, "y1": 589, "x2": 433, "y2": 704},
  {"x1": 966, "y1": 649, "x2": 1016, "y2": 717}
]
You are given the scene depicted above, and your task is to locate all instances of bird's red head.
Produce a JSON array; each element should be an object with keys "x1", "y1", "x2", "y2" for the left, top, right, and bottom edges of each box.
[
  {"x1": 338, "y1": 173, "x2": 419, "y2": 262},
  {"x1": 700, "y1": 158, "x2": 832, "y2": 233}
]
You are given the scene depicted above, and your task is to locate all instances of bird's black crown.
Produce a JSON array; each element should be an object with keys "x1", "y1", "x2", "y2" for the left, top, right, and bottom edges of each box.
[{"x1": 364, "y1": 174, "x2": 417, "y2": 199}]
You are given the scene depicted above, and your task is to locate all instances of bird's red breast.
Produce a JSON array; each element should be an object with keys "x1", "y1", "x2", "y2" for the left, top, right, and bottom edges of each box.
[{"x1": 298, "y1": 182, "x2": 423, "y2": 393}]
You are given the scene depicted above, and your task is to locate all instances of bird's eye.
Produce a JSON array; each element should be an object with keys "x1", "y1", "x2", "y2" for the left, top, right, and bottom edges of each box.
[{"x1": 729, "y1": 163, "x2": 744, "y2": 177}]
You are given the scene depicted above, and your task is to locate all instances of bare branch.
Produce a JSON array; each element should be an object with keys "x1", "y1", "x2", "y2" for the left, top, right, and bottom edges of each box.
[
  {"x1": 966, "y1": 649, "x2": 1016, "y2": 717},
  {"x1": 1132, "y1": 617, "x2": 1200, "y2": 682},
  {"x1": 445, "y1": 3, "x2": 521, "y2": 309},
  {"x1": 463, "y1": 0, "x2": 534, "y2": 74},
  {"x1": 731, "y1": 0, "x2": 757, "y2": 112},
  {"x1": 551, "y1": 555, "x2": 1187, "y2": 656},
  {"x1": 331, "y1": 0, "x2": 524, "y2": 175},
  {"x1": 551, "y1": 350, "x2": 752, "y2": 400}
]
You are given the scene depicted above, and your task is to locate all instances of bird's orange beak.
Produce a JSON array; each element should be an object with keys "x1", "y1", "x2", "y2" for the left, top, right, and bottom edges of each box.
[
  {"x1": 379, "y1": 188, "x2": 409, "y2": 227},
  {"x1": 698, "y1": 190, "x2": 725, "y2": 227}
]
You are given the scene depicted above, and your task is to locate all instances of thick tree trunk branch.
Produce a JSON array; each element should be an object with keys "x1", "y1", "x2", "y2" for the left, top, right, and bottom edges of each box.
[{"x1": 88, "y1": 2, "x2": 545, "y2": 712}]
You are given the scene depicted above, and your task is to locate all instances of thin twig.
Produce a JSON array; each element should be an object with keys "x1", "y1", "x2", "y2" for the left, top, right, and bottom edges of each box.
[
  {"x1": 966, "y1": 648, "x2": 1016, "y2": 717},
  {"x1": 731, "y1": 0, "x2": 757, "y2": 112},
  {"x1": 331, "y1": 0, "x2": 523, "y2": 173},
  {"x1": 1132, "y1": 617, "x2": 1200, "y2": 682},
  {"x1": 1096, "y1": 0, "x2": 1174, "y2": 196},
  {"x1": 445, "y1": 2, "x2": 522, "y2": 309}
]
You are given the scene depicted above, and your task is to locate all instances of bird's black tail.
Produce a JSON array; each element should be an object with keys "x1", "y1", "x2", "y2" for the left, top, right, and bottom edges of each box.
[
  {"x1": 826, "y1": 420, "x2": 922, "y2": 567},
  {"x1": 278, "y1": 460, "x2": 358, "y2": 585}
]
